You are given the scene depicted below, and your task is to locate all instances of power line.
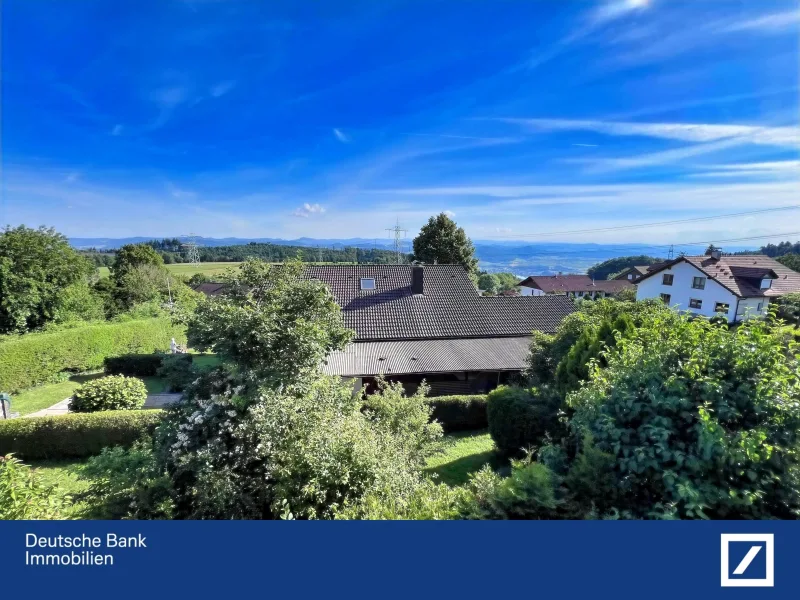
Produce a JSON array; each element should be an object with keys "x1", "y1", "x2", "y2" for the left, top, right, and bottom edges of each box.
[
  {"x1": 386, "y1": 218, "x2": 408, "y2": 264},
  {"x1": 480, "y1": 205, "x2": 800, "y2": 240}
]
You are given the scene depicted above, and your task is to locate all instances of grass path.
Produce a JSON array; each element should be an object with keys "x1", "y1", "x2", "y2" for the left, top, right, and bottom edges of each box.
[
  {"x1": 425, "y1": 430, "x2": 503, "y2": 486},
  {"x1": 29, "y1": 458, "x2": 92, "y2": 518}
]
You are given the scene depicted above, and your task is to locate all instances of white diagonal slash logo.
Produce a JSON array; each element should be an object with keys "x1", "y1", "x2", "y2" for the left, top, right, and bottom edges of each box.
[{"x1": 721, "y1": 534, "x2": 774, "y2": 587}]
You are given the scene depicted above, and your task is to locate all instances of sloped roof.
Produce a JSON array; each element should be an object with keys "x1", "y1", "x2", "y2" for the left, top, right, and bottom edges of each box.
[
  {"x1": 517, "y1": 273, "x2": 633, "y2": 294},
  {"x1": 191, "y1": 282, "x2": 227, "y2": 296},
  {"x1": 322, "y1": 336, "x2": 532, "y2": 377},
  {"x1": 639, "y1": 255, "x2": 800, "y2": 298},
  {"x1": 305, "y1": 264, "x2": 575, "y2": 341}
]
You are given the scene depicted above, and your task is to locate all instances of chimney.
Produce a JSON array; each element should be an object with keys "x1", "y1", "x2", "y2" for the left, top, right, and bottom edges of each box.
[
  {"x1": 710, "y1": 249, "x2": 722, "y2": 260},
  {"x1": 411, "y1": 266, "x2": 424, "y2": 295}
]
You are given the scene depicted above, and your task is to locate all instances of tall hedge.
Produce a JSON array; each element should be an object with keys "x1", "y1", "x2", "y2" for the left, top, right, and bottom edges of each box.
[
  {"x1": 0, "y1": 318, "x2": 186, "y2": 392},
  {"x1": 0, "y1": 410, "x2": 163, "y2": 459},
  {"x1": 487, "y1": 386, "x2": 562, "y2": 455},
  {"x1": 427, "y1": 395, "x2": 488, "y2": 432}
]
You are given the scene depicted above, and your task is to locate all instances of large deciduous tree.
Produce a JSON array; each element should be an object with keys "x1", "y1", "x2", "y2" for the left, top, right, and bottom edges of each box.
[
  {"x1": 0, "y1": 225, "x2": 94, "y2": 333},
  {"x1": 111, "y1": 243, "x2": 164, "y2": 284},
  {"x1": 411, "y1": 213, "x2": 478, "y2": 275},
  {"x1": 187, "y1": 259, "x2": 354, "y2": 387}
]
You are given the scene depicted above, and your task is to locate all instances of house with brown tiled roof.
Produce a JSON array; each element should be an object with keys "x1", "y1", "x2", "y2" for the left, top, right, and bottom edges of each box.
[
  {"x1": 516, "y1": 273, "x2": 633, "y2": 299},
  {"x1": 191, "y1": 264, "x2": 576, "y2": 395},
  {"x1": 307, "y1": 264, "x2": 575, "y2": 396},
  {"x1": 635, "y1": 250, "x2": 800, "y2": 322}
]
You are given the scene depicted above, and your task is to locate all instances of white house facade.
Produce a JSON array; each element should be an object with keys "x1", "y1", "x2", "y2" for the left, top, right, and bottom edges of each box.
[
  {"x1": 636, "y1": 260, "x2": 745, "y2": 321},
  {"x1": 635, "y1": 253, "x2": 800, "y2": 323}
]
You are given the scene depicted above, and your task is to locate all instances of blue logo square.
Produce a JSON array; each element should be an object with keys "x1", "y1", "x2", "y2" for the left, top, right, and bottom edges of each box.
[{"x1": 728, "y1": 541, "x2": 767, "y2": 580}]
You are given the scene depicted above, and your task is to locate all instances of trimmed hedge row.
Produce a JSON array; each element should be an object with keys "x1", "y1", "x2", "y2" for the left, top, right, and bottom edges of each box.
[
  {"x1": 427, "y1": 394, "x2": 488, "y2": 432},
  {"x1": 487, "y1": 386, "x2": 562, "y2": 455},
  {"x1": 0, "y1": 410, "x2": 164, "y2": 459},
  {"x1": 0, "y1": 318, "x2": 186, "y2": 392}
]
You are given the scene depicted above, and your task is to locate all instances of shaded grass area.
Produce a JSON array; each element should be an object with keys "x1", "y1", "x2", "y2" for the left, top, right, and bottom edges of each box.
[
  {"x1": 29, "y1": 458, "x2": 92, "y2": 518},
  {"x1": 425, "y1": 429, "x2": 505, "y2": 486}
]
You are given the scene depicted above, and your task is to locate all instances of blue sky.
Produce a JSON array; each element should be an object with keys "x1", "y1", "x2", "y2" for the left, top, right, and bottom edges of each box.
[{"x1": 2, "y1": 0, "x2": 799, "y2": 244}]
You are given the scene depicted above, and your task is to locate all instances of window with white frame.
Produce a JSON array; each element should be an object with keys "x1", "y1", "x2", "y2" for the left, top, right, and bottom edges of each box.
[
  {"x1": 757, "y1": 302, "x2": 763, "y2": 311},
  {"x1": 662, "y1": 273, "x2": 674, "y2": 286},
  {"x1": 689, "y1": 298, "x2": 702, "y2": 309},
  {"x1": 360, "y1": 278, "x2": 376, "y2": 290},
  {"x1": 714, "y1": 302, "x2": 729, "y2": 313},
  {"x1": 660, "y1": 293, "x2": 671, "y2": 304},
  {"x1": 692, "y1": 276, "x2": 706, "y2": 290}
]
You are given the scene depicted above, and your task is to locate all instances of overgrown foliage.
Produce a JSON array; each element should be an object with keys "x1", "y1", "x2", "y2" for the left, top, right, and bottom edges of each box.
[
  {"x1": 486, "y1": 386, "x2": 562, "y2": 455},
  {"x1": 525, "y1": 298, "x2": 674, "y2": 388},
  {"x1": 0, "y1": 318, "x2": 185, "y2": 392},
  {"x1": 427, "y1": 394, "x2": 488, "y2": 432},
  {"x1": 568, "y1": 313, "x2": 800, "y2": 519},
  {"x1": 0, "y1": 410, "x2": 163, "y2": 460},
  {"x1": 775, "y1": 293, "x2": 800, "y2": 326},
  {"x1": 1, "y1": 455, "x2": 68, "y2": 519},
  {"x1": 554, "y1": 314, "x2": 634, "y2": 395},
  {"x1": 411, "y1": 213, "x2": 478, "y2": 275},
  {"x1": 70, "y1": 375, "x2": 148, "y2": 412},
  {"x1": 0, "y1": 226, "x2": 96, "y2": 333}
]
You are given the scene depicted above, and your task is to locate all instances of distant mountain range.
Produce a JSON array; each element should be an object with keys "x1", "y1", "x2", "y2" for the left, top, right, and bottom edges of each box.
[{"x1": 69, "y1": 236, "x2": 759, "y2": 277}]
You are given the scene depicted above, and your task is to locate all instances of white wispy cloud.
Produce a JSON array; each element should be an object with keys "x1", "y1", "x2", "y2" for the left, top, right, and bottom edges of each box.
[
  {"x1": 719, "y1": 10, "x2": 800, "y2": 33},
  {"x1": 443, "y1": 210, "x2": 456, "y2": 218},
  {"x1": 690, "y1": 160, "x2": 800, "y2": 179},
  {"x1": 503, "y1": 118, "x2": 800, "y2": 147},
  {"x1": 333, "y1": 128, "x2": 349, "y2": 143},
  {"x1": 210, "y1": 80, "x2": 236, "y2": 97},
  {"x1": 292, "y1": 202, "x2": 326, "y2": 217}
]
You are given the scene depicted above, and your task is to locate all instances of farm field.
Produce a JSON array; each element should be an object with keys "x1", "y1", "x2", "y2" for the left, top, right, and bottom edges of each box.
[{"x1": 97, "y1": 262, "x2": 241, "y2": 279}]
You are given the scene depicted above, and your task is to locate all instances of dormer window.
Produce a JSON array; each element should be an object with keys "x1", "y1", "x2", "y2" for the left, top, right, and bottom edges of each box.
[
  {"x1": 360, "y1": 278, "x2": 376, "y2": 290},
  {"x1": 760, "y1": 277, "x2": 772, "y2": 290}
]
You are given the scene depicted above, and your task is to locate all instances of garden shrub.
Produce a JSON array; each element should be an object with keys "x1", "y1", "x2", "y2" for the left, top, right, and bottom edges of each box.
[
  {"x1": 460, "y1": 458, "x2": 560, "y2": 520},
  {"x1": 0, "y1": 454, "x2": 68, "y2": 519},
  {"x1": 156, "y1": 354, "x2": 197, "y2": 392},
  {"x1": 335, "y1": 479, "x2": 465, "y2": 520},
  {"x1": 487, "y1": 386, "x2": 561, "y2": 455},
  {"x1": 105, "y1": 353, "x2": 176, "y2": 376},
  {"x1": 79, "y1": 443, "x2": 175, "y2": 520},
  {"x1": 426, "y1": 394, "x2": 488, "y2": 432},
  {"x1": 0, "y1": 410, "x2": 163, "y2": 459},
  {"x1": 568, "y1": 312, "x2": 800, "y2": 519},
  {"x1": 0, "y1": 318, "x2": 186, "y2": 392},
  {"x1": 70, "y1": 375, "x2": 147, "y2": 412},
  {"x1": 775, "y1": 292, "x2": 800, "y2": 326}
]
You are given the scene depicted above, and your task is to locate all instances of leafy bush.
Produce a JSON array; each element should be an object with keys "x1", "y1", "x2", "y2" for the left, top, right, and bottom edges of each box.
[
  {"x1": 775, "y1": 293, "x2": 800, "y2": 326},
  {"x1": 0, "y1": 455, "x2": 68, "y2": 519},
  {"x1": 568, "y1": 312, "x2": 800, "y2": 519},
  {"x1": 0, "y1": 410, "x2": 163, "y2": 459},
  {"x1": 156, "y1": 354, "x2": 197, "y2": 392},
  {"x1": 70, "y1": 375, "x2": 148, "y2": 412},
  {"x1": 105, "y1": 353, "x2": 170, "y2": 376},
  {"x1": 107, "y1": 368, "x2": 438, "y2": 520},
  {"x1": 460, "y1": 458, "x2": 560, "y2": 519},
  {"x1": 0, "y1": 317, "x2": 186, "y2": 392},
  {"x1": 486, "y1": 386, "x2": 562, "y2": 455},
  {"x1": 426, "y1": 394, "x2": 488, "y2": 432},
  {"x1": 525, "y1": 298, "x2": 674, "y2": 387},
  {"x1": 554, "y1": 314, "x2": 634, "y2": 394},
  {"x1": 80, "y1": 443, "x2": 174, "y2": 520}
]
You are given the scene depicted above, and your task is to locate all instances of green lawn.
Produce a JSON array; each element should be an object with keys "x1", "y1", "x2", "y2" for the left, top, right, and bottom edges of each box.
[
  {"x1": 9, "y1": 380, "x2": 81, "y2": 416},
  {"x1": 97, "y1": 262, "x2": 241, "y2": 279},
  {"x1": 425, "y1": 429, "x2": 503, "y2": 486}
]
